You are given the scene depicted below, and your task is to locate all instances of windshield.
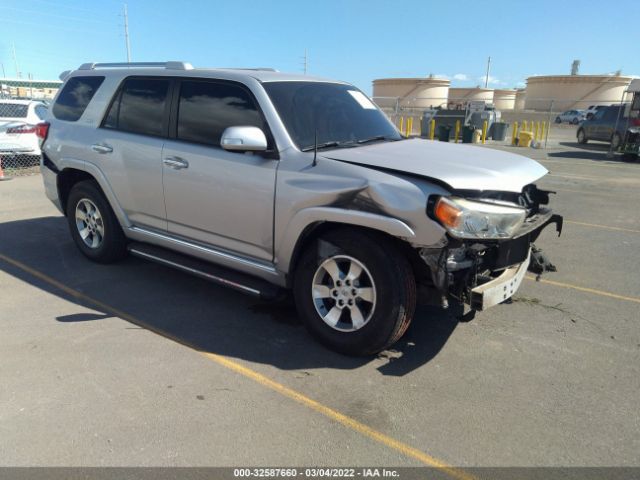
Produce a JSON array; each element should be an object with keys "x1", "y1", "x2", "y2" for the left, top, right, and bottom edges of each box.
[{"x1": 263, "y1": 81, "x2": 401, "y2": 151}]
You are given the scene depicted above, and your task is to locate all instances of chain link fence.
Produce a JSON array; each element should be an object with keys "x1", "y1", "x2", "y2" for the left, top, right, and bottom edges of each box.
[{"x1": 0, "y1": 100, "x2": 47, "y2": 178}]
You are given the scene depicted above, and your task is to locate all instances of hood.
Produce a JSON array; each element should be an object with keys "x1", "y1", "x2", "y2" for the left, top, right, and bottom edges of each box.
[{"x1": 324, "y1": 138, "x2": 548, "y2": 192}]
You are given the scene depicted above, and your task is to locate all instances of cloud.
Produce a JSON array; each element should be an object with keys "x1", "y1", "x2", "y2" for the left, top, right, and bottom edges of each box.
[
  {"x1": 453, "y1": 73, "x2": 468, "y2": 81},
  {"x1": 433, "y1": 73, "x2": 450, "y2": 79},
  {"x1": 477, "y1": 75, "x2": 504, "y2": 86},
  {"x1": 516, "y1": 81, "x2": 526, "y2": 88}
]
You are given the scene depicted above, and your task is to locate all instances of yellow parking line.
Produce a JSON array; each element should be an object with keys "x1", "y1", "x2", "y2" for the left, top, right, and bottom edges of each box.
[
  {"x1": 0, "y1": 252, "x2": 474, "y2": 480},
  {"x1": 565, "y1": 220, "x2": 640, "y2": 234},
  {"x1": 525, "y1": 276, "x2": 640, "y2": 304}
]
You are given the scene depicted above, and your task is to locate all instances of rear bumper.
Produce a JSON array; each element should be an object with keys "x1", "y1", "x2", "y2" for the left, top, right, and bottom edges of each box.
[{"x1": 40, "y1": 156, "x2": 63, "y2": 214}]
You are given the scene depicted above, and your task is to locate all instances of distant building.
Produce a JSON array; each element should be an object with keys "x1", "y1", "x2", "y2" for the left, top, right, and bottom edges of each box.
[{"x1": 0, "y1": 78, "x2": 63, "y2": 100}]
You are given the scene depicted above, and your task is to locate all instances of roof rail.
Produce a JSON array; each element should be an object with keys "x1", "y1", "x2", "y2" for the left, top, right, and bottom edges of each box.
[
  {"x1": 78, "y1": 61, "x2": 194, "y2": 71},
  {"x1": 218, "y1": 67, "x2": 279, "y2": 72}
]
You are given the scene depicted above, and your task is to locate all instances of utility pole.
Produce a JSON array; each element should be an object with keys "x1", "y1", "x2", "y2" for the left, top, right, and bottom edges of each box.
[
  {"x1": 123, "y1": 4, "x2": 131, "y2": 63},
  {"x1": 484, "y1": 56, "x2": 491, "y2": 88},
  {"x1": 303, "y1": 49, "x2": 308, "y2": 74},
  {"x1": 12, "y1": 42, "x2": 20, "y2": 78}
]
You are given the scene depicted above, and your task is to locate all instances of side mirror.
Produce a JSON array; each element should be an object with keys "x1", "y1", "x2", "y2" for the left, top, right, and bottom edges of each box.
[{"x1": 221, "y1": 126, "x2": 268, "y2": 152}]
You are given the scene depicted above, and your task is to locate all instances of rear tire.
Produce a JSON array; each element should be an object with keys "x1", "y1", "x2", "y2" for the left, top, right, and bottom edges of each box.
[
  {"x1": 577, "y1": 128, "x2": 588, "y2": 144},
  {"x1": 66, "y1": 180, "x2": 127, "y2": 263},
  {"x1": 293, "y1": 229, "x2": 416, "y2": 356},
  {"x1": 555, "y1": 117, "x2": 562, "y2": 123},
  {"x1": 572, "y1": 117, "x2": 580, "y2": 125}
]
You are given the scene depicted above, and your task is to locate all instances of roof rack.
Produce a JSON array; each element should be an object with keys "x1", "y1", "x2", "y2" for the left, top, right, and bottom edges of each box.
[
  {"x1": 219, "y1": 67, "x2": 279, "y2": 72},
  {"x1": 78, "y1": 61, "x2": 194, "y2": 71}
]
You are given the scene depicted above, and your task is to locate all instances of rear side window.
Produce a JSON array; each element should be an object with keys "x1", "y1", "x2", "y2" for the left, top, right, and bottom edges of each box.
[
  {"x1": 53, "y1": 76, "x2": 104, "y2": 121},
  {"x1": 0, "y1": 103, "x2": 28, "y2": 118},
  {"x1": 177, "y1": 80, "x2": 264, "y2": 146},
  {"x1": 103, "y1": 78, "x2": 169, "y2": 137},
  {"x1": 35, "y1": 105, "x2": 48, "y2": 120}
]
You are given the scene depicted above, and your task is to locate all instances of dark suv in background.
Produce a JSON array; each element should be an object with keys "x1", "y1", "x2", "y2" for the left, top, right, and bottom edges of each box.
[{"x1": 577, "y1": 105, "x2": 628, "y2": 150}]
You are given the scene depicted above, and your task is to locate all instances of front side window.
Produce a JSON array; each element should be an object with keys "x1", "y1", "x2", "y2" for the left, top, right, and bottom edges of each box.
[
  {"x1": 53, "y1": 76, "x2": 104, "y2": 121},
  {"x1": 176, "y1": 80, "x2": 264, "y2": 146},
  {"x1": 263, "y1": 81, "x2": 401, "y2": 151},
  {"x1": 103, "y1": 78, "x2": 169, "y2": 137}
]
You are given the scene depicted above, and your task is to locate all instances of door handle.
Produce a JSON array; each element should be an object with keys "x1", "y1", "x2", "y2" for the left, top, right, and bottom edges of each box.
[
  {"x1": 91, "y1": 143, "x2": 113, "y2": 154},
  {"x1": 163, "y1": 156, "x2": 189, "y2": 169}
]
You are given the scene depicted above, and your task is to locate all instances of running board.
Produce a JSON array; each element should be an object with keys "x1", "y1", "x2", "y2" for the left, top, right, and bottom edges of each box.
[{"x1": 127, "y1": 242, "x2": 283, "y2": 300}]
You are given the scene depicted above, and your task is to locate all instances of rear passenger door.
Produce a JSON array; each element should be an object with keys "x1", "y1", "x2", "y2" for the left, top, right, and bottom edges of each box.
[
  {"x1": 97, "y1": 77, "x2": 171, "y2": 231},
  {"x1": 161, "y1": 79, "x2": 278, "y2": 262}
]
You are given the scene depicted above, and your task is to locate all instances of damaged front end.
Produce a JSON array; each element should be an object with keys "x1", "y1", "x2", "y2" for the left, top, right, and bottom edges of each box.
[{"x1": 419, "y1": 184, "x2": 563, "y2": 312}]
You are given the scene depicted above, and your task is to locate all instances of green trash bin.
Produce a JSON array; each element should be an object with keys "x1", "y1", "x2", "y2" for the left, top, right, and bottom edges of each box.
[
  {"x1": 438, "y1": 125, "x2": 451, "y2": 142},
  {"x1": 462, "y1": 125, "x2": 475, "y2": 143},
  {"x1": 491, "y1": 122, "x2": 509, "y2": 141}
]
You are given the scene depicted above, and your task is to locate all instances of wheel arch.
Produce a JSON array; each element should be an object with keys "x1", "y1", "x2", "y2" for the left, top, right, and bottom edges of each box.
[
  {"x1": 280, "y1": 211, "x2": 428, "y2": 288},
  {"x1": 56, "y1": 162, "x2": 130, "y2": 228}
]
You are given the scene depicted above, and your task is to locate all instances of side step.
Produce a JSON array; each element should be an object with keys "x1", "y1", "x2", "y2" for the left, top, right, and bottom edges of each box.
[{"x1": 127, "y1": 242, "x2": 283, "y2": 300}]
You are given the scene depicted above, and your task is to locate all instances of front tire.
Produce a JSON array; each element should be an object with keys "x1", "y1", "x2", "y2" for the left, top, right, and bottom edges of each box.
[
  {"x1": 293, "y1": 229, "x2": 416, "y2": 356},
  {"x1": 577, "y1": 128, "x2": 588, "y2": 144},
  {"x1": 66, "y1": 180, "x2": 127, "y2": 263},
  {"x1": 572, "y1": 117, "x2": 580, "y2": 125}
]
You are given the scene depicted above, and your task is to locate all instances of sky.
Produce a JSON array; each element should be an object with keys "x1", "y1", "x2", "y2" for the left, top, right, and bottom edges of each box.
[{"x1": 0, "y1": 0, "x2": 638, "y2": 94}]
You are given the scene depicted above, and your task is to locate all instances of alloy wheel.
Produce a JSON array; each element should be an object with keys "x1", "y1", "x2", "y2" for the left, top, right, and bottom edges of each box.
[
  {"x1": 311, "y1": 255, "x2": 377, "y2": 332},
  {"x1": 75, "y1": 198, "x2": 104, "y2": 249}
]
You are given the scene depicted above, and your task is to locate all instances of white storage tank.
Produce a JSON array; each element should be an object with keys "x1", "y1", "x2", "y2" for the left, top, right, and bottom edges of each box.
[
  {"x1": 448, "y1": 87, "x2": 494, "y2": 108},
  {"x1": 493, "y1": 89, "x2": 517, "y2": 110},
  {"x1": 372, "y1": 76, "x2": 450, "y2": 110},
  {"x1": 525, "y1": 74, "x2": 635, "y2": 111}
]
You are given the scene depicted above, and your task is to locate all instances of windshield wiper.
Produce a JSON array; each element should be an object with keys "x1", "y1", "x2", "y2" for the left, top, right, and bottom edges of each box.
[
  {"x1": 356, "y1": 135, "x2": 400, "y2": 144},
  {"x1": 301, "y1": 141, "x2": 352, "y2": 152}
]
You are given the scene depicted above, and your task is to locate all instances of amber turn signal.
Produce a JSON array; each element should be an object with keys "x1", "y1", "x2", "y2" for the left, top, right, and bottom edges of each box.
[{"x1": 434, "y1": 197, "x2": 462, "y2": 229}]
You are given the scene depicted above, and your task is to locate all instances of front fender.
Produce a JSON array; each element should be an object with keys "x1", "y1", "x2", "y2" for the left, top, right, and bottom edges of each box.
[{"x1": 275, "y1": 206, "x2": 416, "y2": 273}]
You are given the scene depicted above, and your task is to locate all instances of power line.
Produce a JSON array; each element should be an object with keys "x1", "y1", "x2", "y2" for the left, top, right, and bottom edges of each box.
[
  {"x1": 0, "y1": 5, "x2": 113, "y2": 25},
  {"x1": 0, "y1": 18, "x2": 113, "y2": 35}
]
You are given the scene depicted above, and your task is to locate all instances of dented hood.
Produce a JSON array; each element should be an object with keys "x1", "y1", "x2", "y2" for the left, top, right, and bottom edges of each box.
[{"x1": 324, "y1": 138, "x2": 548, "y2": 192}]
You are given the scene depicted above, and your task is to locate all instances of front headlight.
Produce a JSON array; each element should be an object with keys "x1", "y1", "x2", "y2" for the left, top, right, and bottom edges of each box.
[{"x1": 432, "y1": 196, "x2": 526, "y2": 239}]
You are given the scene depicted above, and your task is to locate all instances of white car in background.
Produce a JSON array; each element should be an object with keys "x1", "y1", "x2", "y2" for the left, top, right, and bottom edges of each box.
[
  {"x1": 555, "y1": 109, "x2": 586, "y2": 125},
  {"x1": 0, "y1": 99, "x2": 49, "y2": 165}
]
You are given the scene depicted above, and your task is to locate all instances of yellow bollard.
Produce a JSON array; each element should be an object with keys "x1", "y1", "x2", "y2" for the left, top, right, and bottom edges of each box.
[
  {"x1": 429, "y1": 119, "x2": 435, "y2": 140},
  {"x1": 481, "y1": 120, "x2": 488, "y2": 144},
  {"x1": 512, "y1": 121, "x2": 519, "y2": 145},
  {"x1": 540, "y1": 121, "x2": 546, "y2": 143},
  {"x1": 406, "y1": 117, "x2": 412, "y2": 137},
  {"x1": 534, "y1": 121, "x2": 539, "y2": 141},
  {"x1": 454, "y1": 120, "x2": 460, "y2": 143},
  {"x1": 399, "y1": 117, "x2": 404, "y2": 134},
  {"x1": 522, "y1": 120, "x2": 528, "y2": 132}
]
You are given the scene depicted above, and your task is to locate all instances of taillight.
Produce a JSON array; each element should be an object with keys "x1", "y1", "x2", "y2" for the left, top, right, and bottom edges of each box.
[
  {"x1": 35, "y1": 122, "x2": 50, "y2": 141},
  {"x1": 6, "y1": 124, "x2": 36, "y2": 134},
  {"x1": 631, "y1": 118, "x2": 640, "y2": 127}
]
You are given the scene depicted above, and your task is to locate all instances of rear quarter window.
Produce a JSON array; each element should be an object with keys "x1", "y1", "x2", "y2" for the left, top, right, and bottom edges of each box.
[{"x1": 52, "y1": 76, "x2": 105, "y2": 121}]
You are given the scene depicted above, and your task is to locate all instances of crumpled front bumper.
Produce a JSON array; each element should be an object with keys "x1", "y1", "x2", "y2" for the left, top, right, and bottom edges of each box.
[{"x1": 469, "y1": 249, "x2": 531, "y2": 311}]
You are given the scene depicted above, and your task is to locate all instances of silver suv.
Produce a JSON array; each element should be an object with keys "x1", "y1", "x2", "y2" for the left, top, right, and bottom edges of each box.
[{"x1": 39, "y1": 62, "x2": 562, "y2": 355}]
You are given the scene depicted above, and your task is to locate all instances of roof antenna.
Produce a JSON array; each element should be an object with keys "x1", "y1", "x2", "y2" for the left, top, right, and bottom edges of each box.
[{"x1": 312, "y1": 129, "x2": 318, "y2": 167}]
